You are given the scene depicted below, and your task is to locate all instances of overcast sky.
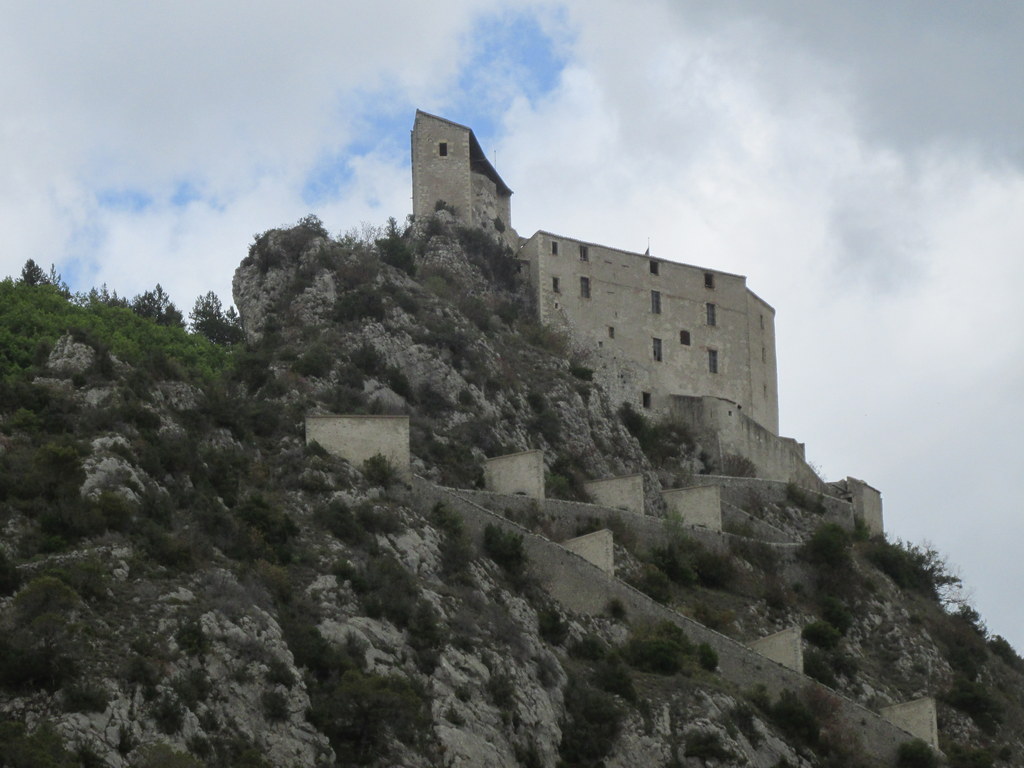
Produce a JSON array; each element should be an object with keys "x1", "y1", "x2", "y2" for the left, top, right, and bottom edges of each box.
[{"x1": 3, "y1": 1, "x2": 1023, "y2": 650}]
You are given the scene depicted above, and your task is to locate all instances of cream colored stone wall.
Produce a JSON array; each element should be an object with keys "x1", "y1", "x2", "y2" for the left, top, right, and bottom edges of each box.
[
  {"x1": 847, "y1": 477, "x2": 884, "y2": 536},
  {"x1": 582, "y1": 474, "x2": 644, "y2": 515},
  {"x1": 483, "y1": 450, "x2": 545, "y2": 499},
  {"x1": 671, "y1": 396, "x2": 820, "y2": 487},
  {"x1": 748, "y1": 628, "x2": 803, "y2": 673},
  {"x1": 519, "y1": 231, "x2": 779, "y2": 433},
  {"x1": 662, "y1": 485, "x2": 722, "y2": 530},
  {"x1": 564, "y1": 529, "x2": 614, "y2": 575},
  {"x1": 305, "y1": 415, "x2": 410, "y2": 480},
  {"x1": 880, "y1": 698, "x2": 938, "y2": 749}
]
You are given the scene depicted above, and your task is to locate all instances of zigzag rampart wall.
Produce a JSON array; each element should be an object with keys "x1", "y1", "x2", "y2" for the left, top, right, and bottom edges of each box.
[{"x1": 415, "y1": 479, "x2": 916, "y2": 764}]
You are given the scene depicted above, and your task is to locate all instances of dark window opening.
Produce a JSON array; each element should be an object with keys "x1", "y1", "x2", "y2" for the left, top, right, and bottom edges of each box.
[
  {"x1": 651, "y1": 290, "x2": 662, "y2": 314},
  {"x1": 551, "y1": 241, "x2": 558, "y2": 255},
  {"x1": 706, "y1": 302, "x2": 716, "y2": 326},
  {"x1": 642, "y1": 391, "x2": 652, "y2": 409},
  {"x1": 708, "y1": 349, "x2": 718, "y2": 374},
  {"x1": 704, "y1": 272, "x2": 715, "y2": 289},
  {"x1": 760, "y1": 314, "x2": 765, "y2": 329},
  {"x1": 649, "y1": 260, "x2": 659, "y2": 275},
  {"x1": 680, "y1": 330, "x2": 691, "y2": 345},
  {"x1": 439, "y1": 142, "x2": 448, "y2": 157},
  {"x1": 608, "y1": 326, "x2": 615, "y2": 339},
  {"x1": 552, "y1": 277, "x2": 560, "y2": 293},
  {"x1": 762, "y1": 346, "x2": 766, "y2": 363},
  {"x1": 579, "y1": 244, "x2": 589, "y2": 262},
  {"x1": 580, "y1": 276, "x2": 591, "y2": 299},
  {"x1": 763, "y1": 384, "x2": 768, "y2": 397},
  {"x1": 652, "y1": 337, "x2": 663, "y2": 362}
]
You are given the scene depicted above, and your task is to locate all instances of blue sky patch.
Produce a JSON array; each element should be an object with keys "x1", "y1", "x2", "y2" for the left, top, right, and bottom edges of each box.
[
  {"x1": 96, "y1": 188, "x2": 154, "y2": 212},
  {"x1": 302, "y1": 152, "x2": 356, "y2": 205},
  {"x1": 171, "y1": 181, "x2": 202, "y2": 207}
]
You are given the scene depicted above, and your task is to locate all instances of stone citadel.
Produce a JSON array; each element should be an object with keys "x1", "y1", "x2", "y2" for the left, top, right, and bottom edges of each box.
[{"x1": 412, "y1": 110, "x2": 840, "y2": 493}]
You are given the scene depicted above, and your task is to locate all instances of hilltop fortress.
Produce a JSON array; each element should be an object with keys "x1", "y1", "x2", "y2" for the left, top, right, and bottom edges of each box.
[{"x1": 411, "y1": 110, "x2": 845, "y2": 493}]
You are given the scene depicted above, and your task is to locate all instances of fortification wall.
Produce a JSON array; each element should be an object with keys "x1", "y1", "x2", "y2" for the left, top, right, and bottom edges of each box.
[
  {"x1": 662, "y1": 485, "x2": 721, "y2": 530},
  {"x1": 686, "y1": 475, "x2": 856, "y2": 531},
  {"x1": 305, "y1": 415, "x2": 410, "y2": 480},
  {"x1": 583, "y1": 474, "x2": 644, "y2": 515},
  {"x1": 721, "y1": 502, "x2": 794, "y2": 543},
  {"x1": 564, "y1": 530, "x2": 614, "y2": 575},
  {"x1": 672, "y1": 396, "x2": 819, "y2": 488},
  {"x1": 880, "y1": 698, "x2": 938, "y2": 749},
  {"x1": 483, "y1": 450, "x2": 545, "y2": 499},
  {"x1": 518, "y1": 231, "x2": 778, "y2": 432},
  {"x1": 417, "y1": 479, "x2": 918, "y2": 764},
  {"x1": 749, "y1": 627, "x2": 803, "y2": 673}
]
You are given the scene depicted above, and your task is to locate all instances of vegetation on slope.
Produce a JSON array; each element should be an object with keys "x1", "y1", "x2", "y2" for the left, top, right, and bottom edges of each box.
[{"x1": 0, "y1": 214, "x2": 1022, "y2": 768}]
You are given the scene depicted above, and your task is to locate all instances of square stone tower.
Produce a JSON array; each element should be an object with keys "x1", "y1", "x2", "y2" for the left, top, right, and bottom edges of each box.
[{"x1": 411, "y1": 110, "x2": 517, "y2": 246}]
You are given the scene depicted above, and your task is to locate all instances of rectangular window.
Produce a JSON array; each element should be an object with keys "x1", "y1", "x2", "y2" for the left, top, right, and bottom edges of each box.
[
  {"x1": 438, "y1": 142, "x2": 448, "y2": 157},
  {"x1": 760, "y1": 314, "x2": 765, "y2": 329},
  {"x1": 608, "y1": 326, "x2": 615, "y2": 339},
  {"x1": 679, "y1": 330, "x2": 691, "y2": 345},
  {"x1": 763, "y1": 384, "x2": 768, "y2": 398},
  {"x1": 706, "y1": 302, "x2": 716, "y2": 326},
  {"x1": 642, "y1": 391, "x2": 652, "y2": 409},
  {"x1": 579, "y1": 244, "x2": 589, "y2": 262},
  {"x1": 708, "y1": 349, "x2": 718, "y2": 374},
  {"x1": 649, "y1": 260, "x2": 659, "y2": 275},
  {"x1": 704, "y1": 272, "x2": 715, "y2": 289},
  {"x1": 651, "y1": 290, "x2": 662, "y2": 314},
  {"x1": 652, "y1": 337, "x2": 663, "y2": 362},
  {"x1": 552, "y1": 277, "x2": 560, "y2": 293},
  {"x1": 762, "y1": 346, "x2": 766, "y2": 363},
  {"x1": 580, "y1": 276, "x2": 591, "y2": 299},
  {"x1": 551, "y1": 240, "x2": 558, "y2": 255}
]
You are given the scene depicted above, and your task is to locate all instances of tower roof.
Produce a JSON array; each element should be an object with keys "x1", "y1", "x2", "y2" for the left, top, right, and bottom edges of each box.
[{"x1": 415, "y1": 110, "x2": 512, "y2": 197}]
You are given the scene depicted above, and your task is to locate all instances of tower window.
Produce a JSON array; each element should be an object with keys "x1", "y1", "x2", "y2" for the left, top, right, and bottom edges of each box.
[
  {"x1": 649, "y1": 260, "x2": 659, "y2": 275},
  {"x1": 760, "y1": 314, "x2": 765, "y2": 329},
  {"x1": 438, "y1": 142, "x2": 448, "y2": 157},
  {"x1": 762, "y1": 346, "x2": 766, "y2": 363},
  {"x1": 706, "y1": 302, "x2": 716, "y2": 326},
  {"x1": 580, "y1": 276, "x2": 591, "y2": 299},
  {"x1": 551, "y1": 241, "x2": 558, "y2": 255},
  {"x1": 651, "y1": 290, "x2": 662, "y2": 314},
  {"x1": 579, "y1": 244, "x2": 589, "y2": 262},
  {"x1": 608, "y1": 326, "x2": 615, "y2": 339},
  {"x1": 642, "y1": 391, "x2": 652, "y2": 409},
  {"x1": 708, "y1": 349, "x2": 718, "y2": 374},
  {"x1": 552, "y1": 277, "x2": 560, "y2": 293},
  {"x1": 652, "y1": 337, "x2": 663, "y2": 362},
  {"x1": 679, "y1": 330, "x2": 691, "y2": 345},
  {"x1": 704, "y1": 272, "x2": 715, "y2": 289}
]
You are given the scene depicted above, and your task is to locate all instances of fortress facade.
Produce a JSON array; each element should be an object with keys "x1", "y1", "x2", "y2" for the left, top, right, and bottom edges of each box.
[{"x1": 412, "y1": 110, "x2": 780, "y2": 434}]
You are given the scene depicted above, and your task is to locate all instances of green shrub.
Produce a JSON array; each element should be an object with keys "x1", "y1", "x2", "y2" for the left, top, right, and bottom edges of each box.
[
  {"x1": 569, "y1": 635, "x2": 607, "y2": 661},
  {"x1": 621, "y1": 622, "x2": 693, "y2": 675},
  {"x1": 558, "y1": 675, "x2": 623, "y2": 767},
  {"x1": 943, "y1": 677, "x2": 1002, "y2": 733},
  {"x1": 802, "y1": 620, "x2": 842, "y2": 650},
  {"x1": 483, "y1": 524, "x2": 527, "y2": 576},
  {"x1": 0, "y1": 720, "x2": 77, "y2": 768},
  {"x1": 820, "y1": 596, "x2": 852, "y2": 634},
  {"x1": 265, "y1": 658, "x2": 296, "y2": 688},
  {"x1": 697, "y1": 643, "x2": 718, "y2": 672},
  {"x1": 800, "y1": 523, "x2": 851, "y2": 570},
  {"x1": 175, "y1": 617, "x2": 209, "y2": 657},
  {"x1": 592, "y1": 656, "x2": 636, "y2": 702},
  {"x1": 803, "y1": 648, "x2": 838, "y2": 688},
  {"x1": 261, "y1": 689, "x2": 289, "y2": 722},
  {"x1": 314, "y1": 500, "x2": 366, "y2": 545},
  {"x1": 308, "y1": 669, "x2": 429, "y2": 764},
  {"x1": 352, "y1": 556, "x2": 420, "y2": 629},
  {"x1": 362, "y1": 454, "x2": 399, "y2": 488},
  {"x1": 864, "y1": 539, "x2": 960, "y2": 602},
  {"x1": 537, "y1": 607, "x2": 568, "y2": 645},
  {"x1": 767, "y1": 690, "x2": 820, "y2": 747},
  {"x1": 897, "y1": 739, "x2": 939, "y2": 768},
  {"x1": 629, "y1": 563, "x2": 672, "y2": 604},
  {"x1": 151, "y1": 693, "x2": 185, "y2": 734},
  {"x1": 684, "y1": 730, "x2": 732, "y2": 760},
  {"x1": 61, "y1": 680, "x2": 109, "y2": 713},
  {"x1": 0, "y1": 549, "x2": 21, "y2": 596}
]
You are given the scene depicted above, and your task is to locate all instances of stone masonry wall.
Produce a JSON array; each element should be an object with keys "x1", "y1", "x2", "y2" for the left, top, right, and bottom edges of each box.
[
  {"x1": 483, "y1": 450, "x2": 545, "y2": 499},
  {"x1": 305, "y1": 415, "x2": 410, "y2": 480},
  {"x1": 582, "y1": 474, "x2": 645, "y2": 515},
  {"x1": 416, "y1": 479, "x2": 918, "y2": 765}
]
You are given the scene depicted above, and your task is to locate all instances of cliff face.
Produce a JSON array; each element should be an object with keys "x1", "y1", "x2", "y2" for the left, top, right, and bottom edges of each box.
[{"x1": 0, "y1": 214, "x2": 1021, "y2": 768}]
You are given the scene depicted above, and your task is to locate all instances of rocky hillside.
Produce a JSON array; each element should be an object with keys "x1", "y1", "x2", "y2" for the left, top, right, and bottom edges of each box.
[{"x1": 0, "y1": 213, "x2": 1022, "y2": 767}]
